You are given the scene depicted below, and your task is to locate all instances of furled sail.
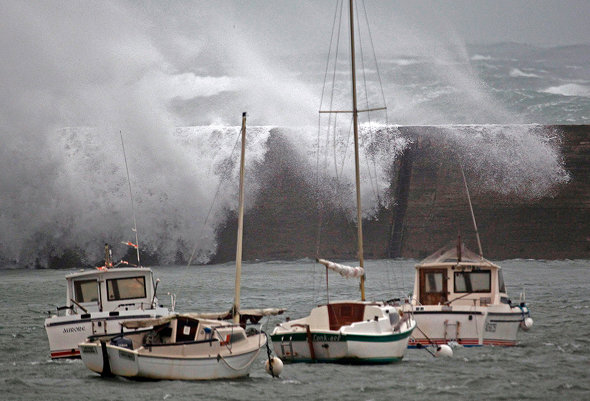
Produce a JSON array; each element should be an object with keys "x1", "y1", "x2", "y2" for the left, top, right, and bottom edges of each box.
[{"x1": 316, "y1": 258, "x2": 365, "y2": 279}]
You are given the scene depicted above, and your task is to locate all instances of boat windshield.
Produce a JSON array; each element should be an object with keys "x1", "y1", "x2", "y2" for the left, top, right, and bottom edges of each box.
[
  {"x1": 74, "y1": 279, "x2": 99, "y2": 303},
  {"x1": 454, "y1": 270, "x2": 491, "y2": 293},
  {"x1": 419, "y1": 269, "x2": 448, "y2": 305},
  {"x1": 106, "y1": 276, "x2": 146, "y2": 301},
  {"x1": 498, "y1": 269, "x2": 506, "y2": 293}
]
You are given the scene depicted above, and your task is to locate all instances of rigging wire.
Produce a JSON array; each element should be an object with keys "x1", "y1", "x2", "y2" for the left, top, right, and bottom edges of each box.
[
  {"x1": 327, "y1": 1, "x2": 345, "y2": 182},
  {"x1": 361, "y1": 0, "x2": 389, "y2": 125},
  {"x1": 187, "y1": 127, "x2": 242, "y2": 266},
  {"x1": 355, "y1": 0, "x2": 380, "y2": 206},
  {"x1": 119, "y1": 130, "x2": 141, "y2": 266},
  {"x1": 314, "y1": 0, "x2": 343, "y2": 304}
]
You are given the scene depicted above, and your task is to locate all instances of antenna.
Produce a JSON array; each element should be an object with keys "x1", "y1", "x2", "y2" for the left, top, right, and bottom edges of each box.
[
  {"x1": 120, "y1": 131, "x2": 141, "y2": 266},
  {"x1": 460, "y1": 164, "x2": 483, "y2": 259}
]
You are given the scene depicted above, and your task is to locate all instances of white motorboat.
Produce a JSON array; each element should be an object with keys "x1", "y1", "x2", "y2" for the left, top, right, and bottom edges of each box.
[
  {"x1": 271, "y1": 0, "x2": 415, "y2": 363},
  {"x1": 81, "y1": 113, "x2": 282, "y2": 380},
  {"x1": 45, "y1": 265, "x2": 170, "y2": 358},
  {"x1": 406, "y1": 242, "x2": 533, "y2": 347},
  {"x1": 406, "y1": 166, "x2": 533, "y2": 348}
]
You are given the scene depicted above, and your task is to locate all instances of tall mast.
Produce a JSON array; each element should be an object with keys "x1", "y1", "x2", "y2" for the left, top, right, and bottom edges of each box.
[
  {"x1": 349, "y1": 0, "x2": 365, "y2": 301},
  {"x1": 233, "y1": 112, "x2": 247, "y2": 323}
]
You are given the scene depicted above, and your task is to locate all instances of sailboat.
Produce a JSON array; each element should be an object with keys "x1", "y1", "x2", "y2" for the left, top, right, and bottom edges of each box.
[
  {"x1": 271, "y1": 0, "x2": 415, "y2": 363},
  {"x1": 79, "y1": 113, "x2": 281, "y2": 380},
  {"x1": 406, "y1": 168, "x2": 534, "y2": 347}
]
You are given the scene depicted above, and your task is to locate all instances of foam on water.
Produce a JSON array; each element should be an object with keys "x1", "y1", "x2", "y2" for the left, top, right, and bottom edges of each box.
[
  {"x1": 541, "y1": 83, "x2": 590, "y2": 98},
  {"x1": 509, "y1": 68, "x2": 541, "y2": 78}
]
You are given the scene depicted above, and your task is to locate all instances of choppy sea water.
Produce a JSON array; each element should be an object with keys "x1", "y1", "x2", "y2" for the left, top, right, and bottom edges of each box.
[{"x1": 0, "y1": 259, "x2": 589, "y2": 401}]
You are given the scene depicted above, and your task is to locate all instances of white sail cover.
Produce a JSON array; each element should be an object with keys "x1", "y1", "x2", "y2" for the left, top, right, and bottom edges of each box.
[{"x1": 317, "y1": 258, "x2": 364, "y2": 278}]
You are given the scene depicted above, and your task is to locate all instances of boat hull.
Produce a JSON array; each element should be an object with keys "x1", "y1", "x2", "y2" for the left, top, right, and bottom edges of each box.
[
  {"x1": 80, "y1": 334, "x2": 266, "y2": 380},
  {"x1": 408, "y1": 305, "x2": 530, "y2": 347},
  {"x1": 271, "y1": 302, "x2": 415, "y2": 363},
  {"x1": 271, "y1": 328, "x2": 413, "y2": 363},
  {"x1": 45, "y1": 308, "x2": 168, "y2": 358}
]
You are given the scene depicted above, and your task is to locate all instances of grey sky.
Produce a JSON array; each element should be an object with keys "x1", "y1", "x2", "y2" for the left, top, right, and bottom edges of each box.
[{"x1": 1, "y1": 0, "x2": 589, "y2": 130}]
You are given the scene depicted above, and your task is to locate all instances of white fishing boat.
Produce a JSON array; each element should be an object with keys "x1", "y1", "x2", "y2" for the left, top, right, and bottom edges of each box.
[
  {"x1": 271, "y1": 0, "x2": 415, "y2": 363},
  {"x1": 44, "y1": 264, "x2": 170, "y2": 358},
  {"x1": 406, "y1": 168, "x2": 533, "y2": 348},
  {"x1": 407, "y1": 242, "x2": 533, "y2": 347},
  {"x1": 80, "y1": 113, "x2": 282, "y2": 380},
  {"x1": 45, "y1": 132, "x2": 171, "y2": 359}
]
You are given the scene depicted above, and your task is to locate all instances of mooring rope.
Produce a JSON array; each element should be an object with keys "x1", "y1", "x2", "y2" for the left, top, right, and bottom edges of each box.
[
  {"x1": 217, "y1": 346, "x2": 262, "y2": 372},
  {"x1": 262, "y1": 330, "x2": 277, "y2": 378}
]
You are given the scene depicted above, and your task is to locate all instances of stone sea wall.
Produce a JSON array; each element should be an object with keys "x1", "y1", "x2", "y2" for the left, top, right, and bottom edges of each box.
[{"x1": 213, "y1": 125, "x2": 590, "y2": 262}]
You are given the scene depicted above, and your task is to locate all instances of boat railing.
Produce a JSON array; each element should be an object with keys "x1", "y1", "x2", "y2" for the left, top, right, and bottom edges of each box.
[
  {"x1": 112, "y1": 301, "x2": 152, "y2": 311},
  {"x1": 50, "y1": 304, "x2": 74, "y2": 317},
  {"x1": 70, "y1": 298, "x2": 88, "y2": 313},
  {"x1": 392, "y1": 313, "x2": 412, "y2": 332}
]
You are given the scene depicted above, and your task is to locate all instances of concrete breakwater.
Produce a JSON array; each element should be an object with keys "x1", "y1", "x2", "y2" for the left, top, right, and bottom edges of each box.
[{"x1": 213, "y1": 125, "x2": 590, "y2": 262}]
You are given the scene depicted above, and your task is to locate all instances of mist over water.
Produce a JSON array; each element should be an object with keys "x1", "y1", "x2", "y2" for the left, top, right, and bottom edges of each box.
[{"x1": 0, "y1": 2, "x2": 586, "y2": 267}]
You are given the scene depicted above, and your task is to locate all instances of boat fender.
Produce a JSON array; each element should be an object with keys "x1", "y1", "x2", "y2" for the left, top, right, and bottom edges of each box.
[
  {"x1": 520, "y1": 317, "x2": 533, "y2": 331},
  {"x1": 265, "y1": 357, "x2": 283, "y2": 377},
  {"x1": 262, "y1": 330, "x2": 282, "y2": 378},
  {"x1": 435, "y1": 344, "x2": 453, "y2": 358},
  {"x1": 517, "y1": 304, "x2": 533, "y2": 331}
]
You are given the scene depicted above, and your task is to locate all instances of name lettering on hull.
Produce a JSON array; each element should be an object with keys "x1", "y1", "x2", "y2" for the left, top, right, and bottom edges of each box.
[
  {"x1": 312, "y1": 334, "x2": 341, "y2": 342},
  {"x1": 63, "y1": 326, "x2": 86, "y2": 334}
]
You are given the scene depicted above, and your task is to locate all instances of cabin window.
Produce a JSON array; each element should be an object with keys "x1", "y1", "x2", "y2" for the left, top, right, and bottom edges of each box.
[
  {"x1": 498, "y1": 270, "x2": 506, "y2": 293},
  {"x1": 425, "y1": 272, "x2": 444, "y2": 293},
  {"x1": 419, "y1": 270, "x2": 448, "y2": 305},
  {"x1": 454, "y1": 271, "x2": 491, "y2": 293},
  {"x1": 106, "y1": 276, "x2": 146, "y2": 301},
  {"x1": 74, "y1": 279, "x2": 98, "y2": 303}
]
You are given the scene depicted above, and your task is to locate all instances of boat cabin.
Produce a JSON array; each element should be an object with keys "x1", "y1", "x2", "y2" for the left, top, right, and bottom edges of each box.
[
  {"x1": 413, "y1": 245, "x2": 508, "y2": 307},
  {"x1": 63, "y1": 267, "x2": 157, "y2": 314},
  {"x1": 116, "y1": 315, "x2": 248, "y2": 349}
]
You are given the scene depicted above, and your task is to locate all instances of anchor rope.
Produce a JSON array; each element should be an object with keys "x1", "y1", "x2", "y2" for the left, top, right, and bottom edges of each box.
[
  {"x1": 413, "y1": 324, "x2": 438, "y2": 358},
  {"x1": 217, "y1": 345, "x2": 262, "y2": 372},
  {"x1": 262, "y1": 330, "x2": 277, "y2": 378}
]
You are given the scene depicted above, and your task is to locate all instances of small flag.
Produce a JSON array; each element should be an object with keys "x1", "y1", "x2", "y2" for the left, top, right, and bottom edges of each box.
[{"x1": 121, "y1": 241, "x2": 138, "y2": 248}]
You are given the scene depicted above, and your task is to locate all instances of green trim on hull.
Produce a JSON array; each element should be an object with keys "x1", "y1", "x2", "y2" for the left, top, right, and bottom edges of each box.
[
  {"x1": 281, "y1": 356, "x2": 403, "y2": 364},
  {"x1": 271, "y1": 327, "x2": 413, "y2": 344}
]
